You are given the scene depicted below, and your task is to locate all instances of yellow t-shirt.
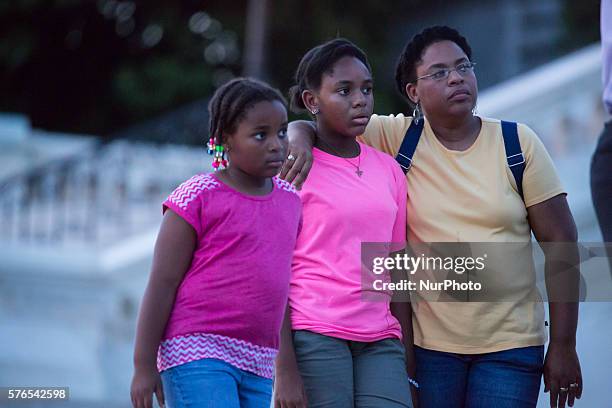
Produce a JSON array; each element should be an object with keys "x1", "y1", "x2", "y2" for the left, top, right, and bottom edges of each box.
[{"x1": 359, "y1": 114, "x2": 565, "y2": 353}]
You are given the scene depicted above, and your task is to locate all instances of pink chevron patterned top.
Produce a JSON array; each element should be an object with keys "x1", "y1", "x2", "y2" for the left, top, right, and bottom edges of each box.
[{"x1": 157, "y1": 173, "x2": 302, "y2": 378}]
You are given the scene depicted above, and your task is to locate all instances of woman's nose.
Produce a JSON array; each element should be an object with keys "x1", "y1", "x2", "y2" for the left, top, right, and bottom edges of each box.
[{"x1": 447, "y1": 69, "x2": 465, "y2": 84}]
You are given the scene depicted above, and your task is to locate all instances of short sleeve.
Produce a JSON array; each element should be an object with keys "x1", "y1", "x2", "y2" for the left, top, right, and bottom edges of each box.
[
  {"x1": 516, "y1": 124, "x2": 566, "y2": 208},
  {"x1": 357, "y1": 114, "x2": 412, "y2": 157},
  {"x1": 163, "y1": 174, "x2": 215, "y2": 237}
]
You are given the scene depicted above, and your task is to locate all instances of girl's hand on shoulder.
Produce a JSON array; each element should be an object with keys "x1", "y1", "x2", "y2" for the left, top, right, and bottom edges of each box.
[
  {"x1": 273, "y1": 365, "x2": 307, "y2": 408},
  {"x1": 280, "y1": 121, "x2": 316, "y2": 190},
  {"x1": 279, "y1": 140, "x2": 313, "y2": 191},
  {"x1": 130, "y1": 366, "x2": 165, "y2": 408}
]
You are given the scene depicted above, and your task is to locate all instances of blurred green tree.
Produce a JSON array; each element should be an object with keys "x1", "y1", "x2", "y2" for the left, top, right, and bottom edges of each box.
[
  {"x1": 0, "y1": 0, "x2": 600, "y2": 142},
  {"x1": 0, "y1": 0, "x2": 243, "y2": 136}
]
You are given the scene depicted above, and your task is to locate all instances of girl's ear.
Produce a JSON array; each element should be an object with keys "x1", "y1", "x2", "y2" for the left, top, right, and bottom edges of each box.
[
  {"x1": 406, "y1": 83, "x2": 419, "y2": 105},
  {"x1": 301, "y1": 89, "x2": 319, "y2": 115}
]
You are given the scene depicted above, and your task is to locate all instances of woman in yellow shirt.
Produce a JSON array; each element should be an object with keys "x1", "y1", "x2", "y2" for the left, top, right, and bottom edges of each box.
[{"x1": 282, "y1": 26, "x2": 582, "y2": 408}]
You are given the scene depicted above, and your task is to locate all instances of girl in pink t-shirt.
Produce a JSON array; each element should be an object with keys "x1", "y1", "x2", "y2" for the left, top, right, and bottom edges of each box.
[
  {"x1": 130, "y1": 78, "x2": 302, "y2": 408},
  {"x1": 274, "y1": 39, "x2": 415, "y2": 408}
]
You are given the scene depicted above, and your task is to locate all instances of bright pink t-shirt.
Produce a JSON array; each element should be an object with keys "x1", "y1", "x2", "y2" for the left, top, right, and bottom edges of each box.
[
  {"x1": 290, "y1": 142, "x2": 407, "y2": 342},
  {"x1": 157, "y1": 174, "x2": 302, "y2": 378}
]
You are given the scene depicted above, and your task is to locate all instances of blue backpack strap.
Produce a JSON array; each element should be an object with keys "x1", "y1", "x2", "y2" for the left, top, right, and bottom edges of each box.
[
  {"x1": 500, "y1": 120, "x2": 525, "y2": 201},
  {"x1": 396, "y1": 119, "x2": 424, "y2": 174}
]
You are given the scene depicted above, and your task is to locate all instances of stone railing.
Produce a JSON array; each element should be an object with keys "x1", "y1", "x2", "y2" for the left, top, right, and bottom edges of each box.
[{"x1": 0, "y1": 140, "x2": 210, "y2": 247}]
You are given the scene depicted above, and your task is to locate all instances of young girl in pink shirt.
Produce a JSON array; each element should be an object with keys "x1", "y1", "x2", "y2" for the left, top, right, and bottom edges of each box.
[
  {"x1": 130, "y1": 78, "x2": 302, "y2": 408},
  {"x1": 274, "y1": 39, "x2": 415, "y2": 408}
]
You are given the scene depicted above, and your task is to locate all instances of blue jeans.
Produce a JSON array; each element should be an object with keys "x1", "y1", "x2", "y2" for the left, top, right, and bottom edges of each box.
[
  {"x1": 415, "y1": 345, "x2": 544, "y2": 408},
  {"x1": 160, "y1": 358, "x2": 272, "y2": 408}
]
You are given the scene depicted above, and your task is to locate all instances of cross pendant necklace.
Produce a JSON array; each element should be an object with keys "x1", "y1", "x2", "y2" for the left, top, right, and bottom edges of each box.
[{"x1": 317, "y1": 137, "x2": 363, "y2": 178}]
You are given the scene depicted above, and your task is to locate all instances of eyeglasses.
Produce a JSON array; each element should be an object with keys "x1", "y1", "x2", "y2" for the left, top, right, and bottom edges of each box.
[{"x1": 415, "y1": 62, "x2": 476, "y2": 82}]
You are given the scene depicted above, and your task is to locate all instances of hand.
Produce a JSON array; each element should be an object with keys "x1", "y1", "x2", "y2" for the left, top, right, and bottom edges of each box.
[
  {"x1": 279, "y1": 136, "x2": 314, "y2": 190},
  {"x1": 409, "y1": 383, "x2": 419, "y2": 408},
  {"x1": 544, "y1": 342, "x2": 582, "y2": 408},
  {"x1": 131, "y1": 365, "x2": 165, "y2": 408},
  {"x1": 406, "y1": 365, "x2": 419, "y2": 408},
  {"x1": 404, "y1": 350, "x2": 419, "y2": 408},
  {"x1": 273, "y1": 366, "x2": 308, "y2": 408}
]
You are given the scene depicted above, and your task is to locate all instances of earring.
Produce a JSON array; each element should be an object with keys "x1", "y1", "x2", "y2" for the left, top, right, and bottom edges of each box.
[
  {"x1": 207, "y1": 137, "x2": 228, "y2": 170},
  {"x1": 412, "y1": 102, "x2": 423, "y2": 124},
  {"x1": 311, "y1": 107, "x2": 319, "y2": 115}
]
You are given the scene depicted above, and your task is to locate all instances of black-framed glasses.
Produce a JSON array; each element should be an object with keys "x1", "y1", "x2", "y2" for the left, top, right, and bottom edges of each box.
[{"x1": 415, "y1": 62, "x2": 476, "y2": 82}]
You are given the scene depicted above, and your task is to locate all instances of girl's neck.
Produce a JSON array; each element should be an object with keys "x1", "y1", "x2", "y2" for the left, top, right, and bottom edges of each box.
[
  {"x1": 314, "y1": 121, "x2": 360, "y2": 158},
  {"x1": 428, "y1": 113, "x2": 481, "y2": 151},
  {"x1": 217, "y1": 167, "x2": 272, "y2": 196}
]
